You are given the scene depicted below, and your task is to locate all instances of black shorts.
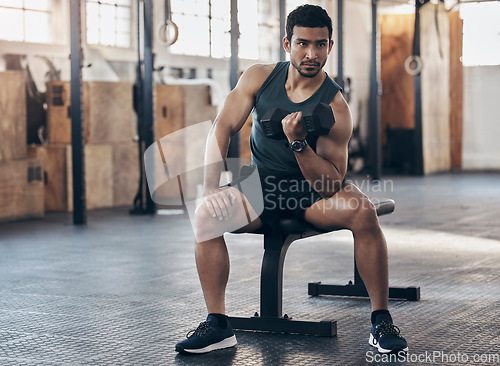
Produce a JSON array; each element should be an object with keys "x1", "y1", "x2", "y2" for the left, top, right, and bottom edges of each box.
[
  {"x1": 258, "y1": 172, "x2": 322, "y2": 230},
  {"x1": 228, "y1": 165, "x2": 323, "y2": 231}
]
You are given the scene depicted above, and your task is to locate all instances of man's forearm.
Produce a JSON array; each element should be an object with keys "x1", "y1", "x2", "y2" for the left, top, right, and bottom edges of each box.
[
  {"x1": 294, "y1": 146, "x2": 344, "y2": 198},
  {"x1": 203, "y1": 123, "x2": 231, "y2": 193}
]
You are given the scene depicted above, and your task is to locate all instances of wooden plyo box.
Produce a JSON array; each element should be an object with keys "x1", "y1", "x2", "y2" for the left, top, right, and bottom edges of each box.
[
  {"x1": 45, "y1": 81, "x2": 88, "y2": 144},
  {"x1": 155, "y1": 84, "x2": 218, "y2": 139},
  {"x1": 112, "y1": 142, "x2": 139, "y2": 207},
  {"x1": 154, "y1": 84, "x2": 218, "y2": 204},
  {"x1": 0, "y1": 71, "x2": 27, "y2": 162},
  {"x1": 46, "y1": 81, "x2": 136, "y2": 145},
  {"x1": 28, "y1": 144, "x2": 113, "y2": 211},
  {"x1": 0, "y1": 158, "x2": 44, "y2": 223}
]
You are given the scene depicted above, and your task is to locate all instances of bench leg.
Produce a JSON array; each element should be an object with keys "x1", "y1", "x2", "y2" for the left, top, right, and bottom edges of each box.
[
  {"x1": 308, "y1": 282, "x2": 420, "y2": 301},
  {"x1": 308, "y1": 257, "x2": 420, "y2": 301},
  {"x1": 228, "y1": 233, "x2": 337, "y2": 337},
  {"x1": 228, "y1": 315, "x2": 337, "y2": 337}
]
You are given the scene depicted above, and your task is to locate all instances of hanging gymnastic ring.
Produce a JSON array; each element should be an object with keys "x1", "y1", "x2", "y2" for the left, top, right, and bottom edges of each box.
[
  {"x1": 404, "y1": 55, "x2": 423, "y2": 76},
  {"x1": 157, "y1": 19, "x2": 178, "y2": 47}
]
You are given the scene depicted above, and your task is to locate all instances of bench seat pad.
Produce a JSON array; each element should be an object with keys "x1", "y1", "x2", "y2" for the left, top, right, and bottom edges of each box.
[{"x1": 250, "y1": 198, "x2": 395, "y2": 235}]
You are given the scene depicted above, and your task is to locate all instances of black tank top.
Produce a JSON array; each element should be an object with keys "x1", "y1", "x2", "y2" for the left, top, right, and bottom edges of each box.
[{"x1": 250, "y1": 61, "x2": 342, "y2": 175}]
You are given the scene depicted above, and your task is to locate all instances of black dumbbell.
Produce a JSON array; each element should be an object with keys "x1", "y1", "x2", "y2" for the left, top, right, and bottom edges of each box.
[
  {"x1": 259, "y1": 108, "x2": 290, "y2": 139},
  {"x1": 259, "y1": 102, "x2": 335, "y2": 139},
  {"x1": 301, "y1": 102, "x2": 335, "y2": 135}
]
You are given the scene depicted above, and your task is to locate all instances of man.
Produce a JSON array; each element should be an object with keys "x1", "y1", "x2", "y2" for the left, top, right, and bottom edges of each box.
[{"x1": 176, "y1": 4, "x2": 408, "y2": 355}]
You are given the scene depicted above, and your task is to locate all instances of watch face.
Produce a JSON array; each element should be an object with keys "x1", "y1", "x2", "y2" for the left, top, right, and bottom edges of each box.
[{"x1": 291, "y1": 140, "x2": 306, "y2": 152}]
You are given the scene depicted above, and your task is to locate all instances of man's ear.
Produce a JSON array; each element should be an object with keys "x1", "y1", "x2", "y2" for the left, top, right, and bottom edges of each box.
[
  {"x1": 328, "y1": 39, "x2": 334, "y2": 54},
  {"x1": 283, "y1": 36, "x2": 291, "y2": 53}
]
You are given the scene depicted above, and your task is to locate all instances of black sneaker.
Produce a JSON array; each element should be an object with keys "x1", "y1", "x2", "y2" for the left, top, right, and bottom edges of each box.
[
  {"x1": 175, "y1": 315, "x2": 237, "y2": 354},
  {"x1": 369, "y1": 320, "x2": 408, "y2": 353}
]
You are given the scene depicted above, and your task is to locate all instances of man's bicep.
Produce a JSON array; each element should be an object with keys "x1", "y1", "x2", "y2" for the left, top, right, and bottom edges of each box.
[
  {"x1": 317, "y1": 134, "x2": 349, "y2": 177},
  {"x1": 316, "y1": 94, "x2": 353, "y2": 176}
]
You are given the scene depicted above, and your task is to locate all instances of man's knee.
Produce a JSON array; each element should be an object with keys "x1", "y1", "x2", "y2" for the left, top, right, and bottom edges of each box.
[
  {"x1": 193, "y1": 194, "x2": 253, "y2": 242},
  {"x1": 348, "y1": 196, "x2": 379, "y2": 231},
  {"x1": 194, "y1": 204, "x2": 217, "y2": 242},
  {"x1": 194, "y1": 203, "x2": 210, "y2": 224}
]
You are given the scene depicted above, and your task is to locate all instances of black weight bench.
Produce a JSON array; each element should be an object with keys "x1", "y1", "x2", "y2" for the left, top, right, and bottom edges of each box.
[{"x1": 228, "y1": 198, "x2": 420, "y2": 337}]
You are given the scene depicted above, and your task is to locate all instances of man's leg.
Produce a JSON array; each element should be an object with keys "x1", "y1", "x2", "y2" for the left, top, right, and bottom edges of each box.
[
  {"x1": 176, "y1": 187, "x2": 262, "y2": 354},
  {"x1": 193, "y1": 186, "x2": 263, "y2": 315},
  {"x1": 304, "y1": 182, "x2": 407, "y2": 353},
  {"x1": 195, "y1": 217, "x2": 262, "y2": 315},
  {"x1": 195, "y1": 236, "x2": 229, "y2": 315},
  {"x1": 304, "y1": 181, "x2": 388, "y2": 311}
]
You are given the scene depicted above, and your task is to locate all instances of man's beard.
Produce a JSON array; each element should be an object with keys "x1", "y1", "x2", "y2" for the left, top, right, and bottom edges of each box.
[{"x1": 291, "y1": 59, "x2": 323, "y2": 78}]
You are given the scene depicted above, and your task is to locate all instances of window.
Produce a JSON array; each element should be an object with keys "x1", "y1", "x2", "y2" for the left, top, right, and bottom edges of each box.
[
  {"x1": 170, "y1": 0, "x2": 226, "y2": 57},
  {"x1": 211, "y1": 0, "x2": 231, "y2": 58},
  {"x1": 238, "y1": 0, "x2": 259, "y2": 59},
  {"x1": 460, "y1": 1, "x2": 500, "y2": 66},
  {"x1": 0, "y1": 0, "x2": 53, "y2": 43},
  {"x1": 170, "y1": 0, "x2": 282, "y2": 60},
  {"x1": 254, "y1": 0, "x2": 281, "y2": 61},
  {"x1": 238, "y1": 0, "x2": 281, "y2": 61},
  {"x1": 86, "y1": 0, "x2": 131, "y2": 48}
]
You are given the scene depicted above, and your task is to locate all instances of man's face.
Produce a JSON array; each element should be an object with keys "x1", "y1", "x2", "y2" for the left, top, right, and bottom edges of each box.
[{"x1": 284, "y1": 26, "x2": 333, "y2": 78}]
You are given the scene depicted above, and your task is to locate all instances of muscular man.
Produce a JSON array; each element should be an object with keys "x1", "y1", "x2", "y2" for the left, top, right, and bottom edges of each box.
[{"x1": 176, "y1": 4, "x2": 407, "y2": 355}]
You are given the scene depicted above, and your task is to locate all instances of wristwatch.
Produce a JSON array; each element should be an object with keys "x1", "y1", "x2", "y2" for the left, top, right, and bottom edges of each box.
[{"x1": 288, "y1": 139, "x2": 308, "y2": 152}]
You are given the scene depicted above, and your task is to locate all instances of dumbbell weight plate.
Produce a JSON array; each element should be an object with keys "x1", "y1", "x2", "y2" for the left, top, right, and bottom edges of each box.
[
  {"x1": 260, "y1": 107, "x2": 290, "y2": 139},
  {"x1": 301, "y1": 102, "x2": 335, "y2": 135}
]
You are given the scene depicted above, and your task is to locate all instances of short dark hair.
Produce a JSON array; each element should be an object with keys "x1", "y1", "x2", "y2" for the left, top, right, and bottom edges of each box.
[{"x1": 286, "y1": 4, "x2": 333, "y2": 42}]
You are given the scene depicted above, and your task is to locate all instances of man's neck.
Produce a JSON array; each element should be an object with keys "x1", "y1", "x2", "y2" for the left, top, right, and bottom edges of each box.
[
  {"x1": 285, "y1": 64, "x2": 326, "y2": 103},
  {"x1": 286, "y1": 64, "x2": 326, "y2": 91}
]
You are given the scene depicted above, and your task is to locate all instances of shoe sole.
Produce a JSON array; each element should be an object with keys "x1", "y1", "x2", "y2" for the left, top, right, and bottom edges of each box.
[
  {"x1": 177, "y1": 335, "x2": 237, "y2": 354},
  {"x1": 369, "y1": 333, "x2": 409, "y2": 354}
]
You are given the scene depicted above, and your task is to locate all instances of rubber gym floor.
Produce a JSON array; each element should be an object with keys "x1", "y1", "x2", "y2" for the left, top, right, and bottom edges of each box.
[{"x1": 1, "y1": 172, "x2": 499, "y2": 366}]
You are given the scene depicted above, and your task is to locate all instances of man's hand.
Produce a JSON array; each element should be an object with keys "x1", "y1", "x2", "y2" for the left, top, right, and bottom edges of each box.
[
  {"x1": 282, "y1": 111, "x2": 307, "y2": 142},
  {"x1": 202, "y1": 187, "x2": 239, "y2": 221}
]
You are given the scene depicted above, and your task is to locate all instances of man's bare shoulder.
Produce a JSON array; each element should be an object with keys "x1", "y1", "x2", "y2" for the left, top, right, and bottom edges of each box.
[
  {"x1": 245, "y1": 63, "x2": 276, "y2": 78},
  {"x1": 329, "y1": 90, "x2": 351, "y2": 117},
  {"x1": 239, "y1": 63, "x2": 276, "y2": 93}
]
